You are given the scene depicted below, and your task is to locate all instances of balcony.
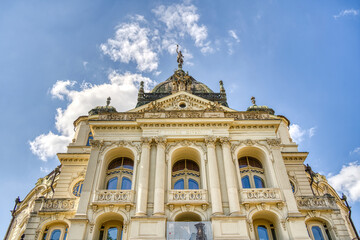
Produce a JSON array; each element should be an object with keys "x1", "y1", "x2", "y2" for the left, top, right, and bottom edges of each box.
[
  {"x1": 39, "y1": 198, "x2": 77, "y2": 213},
  {"x1": 93, "y1": 190, "x2": 135, "y2": 205},
  {"x1": 167, "y1": 189, "x2": 208, "y2": 205},
  {"x1": 296, "y1": 195, "x2": 338, "y2": 211},
  {"x1": 240, "y1": 188, "x2": 282, "y2": 204}
]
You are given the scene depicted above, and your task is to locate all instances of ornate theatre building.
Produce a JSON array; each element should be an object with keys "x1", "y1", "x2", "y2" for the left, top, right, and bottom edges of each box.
[{"x1": 5, "y1": 55, "x2": 358, "y2": 240}]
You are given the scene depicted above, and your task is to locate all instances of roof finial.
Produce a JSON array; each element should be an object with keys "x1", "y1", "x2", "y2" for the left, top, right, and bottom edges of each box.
[
  {"x1": 219, "y1": 80, "x2": 225, "y2": 94},
  {"x1": 106, "y1": 97, "x2": 111, "y2": 107},
  {"x1": 176, "y1": 44, "x2": 184, "y2": 69},
  {"x1": 251, "y1": 96, "x2": 256, "y2": 106}
]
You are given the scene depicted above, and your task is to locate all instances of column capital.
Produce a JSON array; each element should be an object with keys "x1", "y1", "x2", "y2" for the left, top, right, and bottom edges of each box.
[
  {"x1": 89, "y1": 139, "x2": 104, "y2": 150},
  {"x1": 219, "y1": 137, "x2": 231, "y2": 146},
  {"x1": 154, "y1": 137, "x2": 166, "y2": 147},
  {"x1": 204, "y1": 136, "x2": 216, "y2": 147},
  {"x1": 141, "y1": 137, "x2": 152, "y2": 144}
]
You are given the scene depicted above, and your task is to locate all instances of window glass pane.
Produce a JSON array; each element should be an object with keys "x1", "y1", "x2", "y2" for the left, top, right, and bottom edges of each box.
[
  {"x1": 257, "y1": 225, "x2": 269, "y2": 240},
  {"x1": 290, "y1": 181, "x2": 295, "y2": 193},
  {"x1": 173, "y1": 160, "x2": 186, "y2": 172},
  {"x1": 188, "y1": 179, "x2": 199, "y2": 189},
  {"x1": 312, "y1": 226, "x2": 325, "y2": 240},
  {"x1": 86, "y1": 132, "x2": 93, "y2": 146},
  {"x1": 254, "y1": 176, "x2": 265, "y2": 188},
  {"x1": 121, "y1": 177, "x2": 132, "y2": 190},
  {"x1": 107, "y1": 227, "x2": 118, "y2": 240},
  {"x1": 107, "y1": 177, "x2": 118, "y2": 190},
  {"x1": 108, "y1": 158, "x2": 122, "y2": 170},
  {"x1": 122, "y1": 158, "x2": 134, "y2": 170},
  {"x1": 186, "y1": 160, "x2": 199, "y2": 172},
  {"x1": 50, "y1": 229, "x2": 61, "y2": 240},
  {"x1": 73, "y1": 181, "x2": 83, "y2": 197},
  {"x1": 174, "y1": 179, "x2": 184, "y2": 189},
  {"x1": 238, "y1": 157, "x2": 248, "y2": 168},
  {"x1": 242, "y1": 176, "x2": 251, "y2": 188},
  {"x1": 249, "y1": 157, "x2": 262, "y2": 168},
  {"x1": 98, "y1": 230, "x2": 104, "y2": 240},
  {"x1": 63, "y1": 228, "x2": 68, "y2": 240}
]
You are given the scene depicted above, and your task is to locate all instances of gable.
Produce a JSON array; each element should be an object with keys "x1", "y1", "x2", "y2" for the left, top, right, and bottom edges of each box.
[{"x1": 129, "y1": 91, "x2": 235, "y2": 113}]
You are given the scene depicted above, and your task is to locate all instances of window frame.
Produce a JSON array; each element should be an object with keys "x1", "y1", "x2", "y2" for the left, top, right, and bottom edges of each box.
[
  {"x1": 104, "y1": 157, "x2": 134, "y2": 190},
  {"x1": 254, "y1": 220, "x2": 277, "y2": 240},
  {"x1": 238, "y1": 156, "x2": 266, "y2": 189},
  {"x1": 171, "y1": 159, "x2": 200, "y2": 189},
  {"x1": 306, "y1": 221, "x2": 332, "y2": 240},
  {"x1": 41, "y1": 224, "x2": 68, "y2": 240}
]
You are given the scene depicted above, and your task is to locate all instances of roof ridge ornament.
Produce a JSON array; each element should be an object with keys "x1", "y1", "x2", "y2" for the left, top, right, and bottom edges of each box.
[
  {"x1": 251, "y1": 96, "x2": 256, "y2": 106},
  {"x1": 176, "y1": 44, "x2": 184, "y2": 70},
  {"x1": 106, "y1": 97, "x2": 111, "y2": 107}
]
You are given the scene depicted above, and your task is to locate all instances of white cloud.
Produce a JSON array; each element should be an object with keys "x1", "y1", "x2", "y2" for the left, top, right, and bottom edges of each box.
[
  {"x1": 350, "y1": 147, "x2": 360, "y2": 155},
  {"x1": 100, "y1": 21, "x2": 159, "y2": 72},
  {"x1": 30, "y1": 72, "x2": 155, "y2": 161},
  {"x1": 334, "y1": 9, "x2": 359, "y2": 19},
  {"x1": 328, "y1": 162, "x2": 360, "y2": 202},
  {"x1": 228, "y1": 30, "x2": 240, "y2": 43},
  {"x1": 289, "y1": 124, "x2": 316, "y2": 143},
  {"x1": 40, "y1": 167, "x2": 52, "y2": 174},
  {"x1": 153, "y1": 3, "x2": 213, "y2": 54},
  {"x1": 50, "y1": 80, "x2": 76, "y2": 100},
  {"x1": 29, "y1": 132, "x2": 71, "y2": 161}
]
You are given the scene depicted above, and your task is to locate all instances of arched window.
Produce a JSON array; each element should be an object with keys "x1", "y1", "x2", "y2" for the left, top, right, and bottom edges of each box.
[
  {"x1": 50, "y1": 230, "x2": 61, "y2": 240},
  {"x1": 255, "y1": 223, "x2": 277, "y2": 240},
  {"x1": 86, "y1": 132, "x2": 93, "y2": 146},
  {"x1": 72, "y1": 180, "x2": 84, "y2": 197},
  {"x1": 172, "y1": 159, "x2": 200, "y2": 189},
  {"x1": 98, "y1": 221, "x2": 123, "y2": 240},
  {"x1": 41, "y1": 224, "x2": 69, "y2": 240},
  {"x1": 307, "y1": 222, "x2": 332, "y2": 240},
  {"x1": 105, "y1": 157, "x2": 133, "y2": 190},
  {"x1": 238, "y1": 156, "x2": 266, "y2": 188}
]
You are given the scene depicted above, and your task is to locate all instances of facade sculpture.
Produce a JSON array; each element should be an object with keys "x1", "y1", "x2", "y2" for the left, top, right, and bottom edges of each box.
[{"x1": 5, "y1": 56, "x2": 358, "y2": 240}]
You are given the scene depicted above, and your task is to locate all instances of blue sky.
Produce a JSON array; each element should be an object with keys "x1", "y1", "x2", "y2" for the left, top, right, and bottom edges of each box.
[{"x1": 0, "y1": 0, "x2": 359, "y2": 236}]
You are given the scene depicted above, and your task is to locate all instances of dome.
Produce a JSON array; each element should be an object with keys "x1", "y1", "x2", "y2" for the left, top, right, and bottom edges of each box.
[
  {"x1": 88, "y1": 97, "x2": 117, "y2": 115},
  {"x1": 151, "y1": 70, "x2": 214, "y2": 94},
  {"x1": 136, "y1": 69, "x2": 228, "y2": 108}
]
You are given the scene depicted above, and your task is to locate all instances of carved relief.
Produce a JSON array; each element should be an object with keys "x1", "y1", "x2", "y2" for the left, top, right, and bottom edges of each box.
[{"x1": 266, "y1": 138, "x2": 281, "y2": 147}]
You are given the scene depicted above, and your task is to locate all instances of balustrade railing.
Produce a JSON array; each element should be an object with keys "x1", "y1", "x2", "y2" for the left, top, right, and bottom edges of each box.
[
  {"x1": 296, "y1": 195, "x2": 338, "y2": 210},
  {"x1": 241, "y1": 188, "x2": 282, "y2": 203},
  {"x1": 168, "y1": 189, "x2": 208, "y2": 204},
  {"x1": 39, "y1": 198, "x2": 77, "y2": 212},
  {"x1": 94, "y1": 190, "x2": 134, "y2": 204}
]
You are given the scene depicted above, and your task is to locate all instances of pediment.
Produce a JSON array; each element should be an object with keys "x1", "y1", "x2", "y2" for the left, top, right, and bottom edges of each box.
[{"x1": 129, "y1": 91, "x2": 235, "y2": 113}]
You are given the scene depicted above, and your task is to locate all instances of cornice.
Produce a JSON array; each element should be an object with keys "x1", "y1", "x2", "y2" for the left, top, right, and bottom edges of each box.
[
  {"x1": 282, "y1": 152, "x2": 308, "y2": 164},
  {"x1": 57, "y1": 153, "x2": 90, "y2": 165}
]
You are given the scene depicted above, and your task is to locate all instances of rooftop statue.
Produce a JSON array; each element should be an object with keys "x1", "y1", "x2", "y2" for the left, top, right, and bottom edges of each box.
[{"x1": 176, "y1": 44, "x2": 184, "y2": 69}]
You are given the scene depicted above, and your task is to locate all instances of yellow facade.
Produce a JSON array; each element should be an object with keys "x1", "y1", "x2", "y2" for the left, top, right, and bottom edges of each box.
[{"x1": 6, "y1": 66, "x2": 357, "y2": 240}]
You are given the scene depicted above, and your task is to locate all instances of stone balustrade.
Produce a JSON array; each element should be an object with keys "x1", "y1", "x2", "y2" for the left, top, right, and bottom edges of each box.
[
  {"x1": 240, "y1": 188, "x2": 282, "y2": 203},
  {"x1": 94, "y1": 190, "x2": 135, "y2": 205},
  {"x1": 39, "y1": 198, "x2": 77, "y2": 212},
  {"x1": 168, "y1": 189, "x2": 208, "y2": 205},
  {"x1": 296, "y1": 195, "x2": 338, "y2": 210}
]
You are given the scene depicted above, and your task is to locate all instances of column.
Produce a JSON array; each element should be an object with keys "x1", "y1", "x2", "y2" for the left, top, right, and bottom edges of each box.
[
  {"x1": 68, "y1": 140, "x2": 102, "y2": 240},
  {"x1": 153, "y1": 137, "x2": 166, "y2": 215},
  {"x1": 220, "y1": 137, "x2": 241, "y2": 214},
  {"x1": 205, "y1": 137, "x2": 223, "y2": 215},
  {"x1": 135, "y1": 137, "x2": 151, "y2": 216}
]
